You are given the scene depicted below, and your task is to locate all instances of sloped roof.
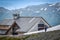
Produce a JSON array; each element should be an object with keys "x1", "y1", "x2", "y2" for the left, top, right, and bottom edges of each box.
[
  {"x1": 16, "y1": 17, "x2": 42, "y2": 32},
  {"x1": 0, "y1": 19, "x2": 14, "y2": 25},
  {"x1": 0, "y1": 16, "x2": 50, "y2": 32}
]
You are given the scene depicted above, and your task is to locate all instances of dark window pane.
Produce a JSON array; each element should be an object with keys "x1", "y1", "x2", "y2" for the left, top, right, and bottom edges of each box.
[
  {"x1": 38, "y1": 24, "x2": 44, "y2": 30},
  {"x1": 38, "y1": 24, "x2": 44, "y2": 27}
]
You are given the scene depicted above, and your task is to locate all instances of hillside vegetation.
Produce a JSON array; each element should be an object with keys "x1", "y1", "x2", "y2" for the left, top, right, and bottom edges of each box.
[
  {"x1": 26, "y1": 30, "x2": 60, "y2": 40},
  {"x1": 0, "y1": 30, "x2": 60, "y2": 40}
]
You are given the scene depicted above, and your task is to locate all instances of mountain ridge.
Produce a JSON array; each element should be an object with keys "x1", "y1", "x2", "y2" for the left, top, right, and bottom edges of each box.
[{"x1": 0, "y1": 2, "x2": 60, "y2": 26}]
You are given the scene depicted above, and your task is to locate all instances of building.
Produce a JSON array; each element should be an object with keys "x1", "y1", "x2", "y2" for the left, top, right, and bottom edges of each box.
[
  {"x1": 0, "y1": 19, "x2": 19, "y2": 35},
  {"x1": 0, "y1": 13, "x2": 51, "y2": 35}
]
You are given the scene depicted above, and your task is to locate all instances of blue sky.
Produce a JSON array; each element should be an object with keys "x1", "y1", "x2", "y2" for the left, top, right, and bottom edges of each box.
[{"x1": 0, "y1": 0, "x2": 60, "y2": 10}]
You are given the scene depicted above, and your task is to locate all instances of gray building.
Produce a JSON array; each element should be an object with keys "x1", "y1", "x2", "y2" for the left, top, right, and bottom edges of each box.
[{"x1": 0, "y1": 14, "x2": 51, "y2": 35}]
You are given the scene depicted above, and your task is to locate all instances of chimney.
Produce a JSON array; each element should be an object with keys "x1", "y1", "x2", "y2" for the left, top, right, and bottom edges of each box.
[
  {"x1": 13, "y1": 13, "x2": 20, "y2": 20},
  {"x1": 13, "y1": 10, "x2": 20, "y2": 20}
]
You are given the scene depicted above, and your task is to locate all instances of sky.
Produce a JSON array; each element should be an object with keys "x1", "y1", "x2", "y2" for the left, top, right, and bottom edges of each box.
[{"x1": 0, "y1": 0, "x2": 60, "y2": 10}]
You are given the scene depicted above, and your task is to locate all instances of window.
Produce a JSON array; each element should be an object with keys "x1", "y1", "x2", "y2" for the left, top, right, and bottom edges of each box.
[{"x1": 38, "y1": 24, "x2": 44, "y2": 30}]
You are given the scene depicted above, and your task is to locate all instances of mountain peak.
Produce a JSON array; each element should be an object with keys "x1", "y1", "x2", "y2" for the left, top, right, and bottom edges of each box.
[
  {"x1": 0, "y1": 7, "x2": 9, "y2": 12},
  {"x1": 0, "y1": 7, "x2": 6, "y2": 9}
]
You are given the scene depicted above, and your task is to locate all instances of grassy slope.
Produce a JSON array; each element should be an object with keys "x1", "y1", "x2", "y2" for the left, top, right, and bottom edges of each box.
[
  {"x1": 0, "y1": 30, "x2": 60, "y2": 40},
  {"x1": 26, "y1": 30, "x2": 60, "y2": 40}
]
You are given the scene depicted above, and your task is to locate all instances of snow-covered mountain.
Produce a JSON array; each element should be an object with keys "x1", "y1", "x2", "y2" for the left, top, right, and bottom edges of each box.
[
  {"x1": 0, "y1": 2, "x2": 60, "y2": 26},
  {"x1": 14, "y1": 2, "x2": 60, "y2": 26},
  {"x1": 0, "y1": 7, "x2": 9, "y2": 17},
  {"x1": 0, "y1": 7, "x2": 13, "y2": 20}
]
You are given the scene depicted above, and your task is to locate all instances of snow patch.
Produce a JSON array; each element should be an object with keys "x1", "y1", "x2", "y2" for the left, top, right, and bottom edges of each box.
[
  {"x1": 49, "y1": 5, "x2": 52, "y2": 6},
  {"x1": 40, "y1": 8, "x2": 44, "y2": 11},
  {"x1": 49, "y1": 4, "x2": 55, "y2": 6},
  {"x1": 44, "y1": 8, "x2": 47, "y2": 11},
  {"x1": 23, "y1": 25, "x2": 60, "y2": 35},
  {"x1": 40, "y1": 8, "x2": 47, "y2": 11},
  {"x1": 47, "y1": 25, "x2": 60, "y2": 32},
  {"x1": 57, "y1": 7, "x2": 60, "y2": 11},
  {"x1": 35, "y1": 11, "x2": 40, "y2": 13}
]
